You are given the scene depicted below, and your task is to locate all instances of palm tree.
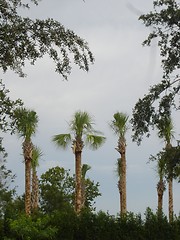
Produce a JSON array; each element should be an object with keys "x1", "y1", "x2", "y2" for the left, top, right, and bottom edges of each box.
[
  {"x1": 81, "y1": 164, "x2": 91, "y2": 209},
  {"x1": 52, "y1": 111, "x2": 105, "y2": 213},
  {"x1": 110, "y1": 112, "x2": 129, "y2": 215},
  {"x1": 14, "y1": 107, "x2": 38, "y2": 215},
  {"x1": 156, "y1": 116, "x2": 174, "y2": 222},
  {"x1": 31, "y1": 146, "x2": 42, "y2": 212}
]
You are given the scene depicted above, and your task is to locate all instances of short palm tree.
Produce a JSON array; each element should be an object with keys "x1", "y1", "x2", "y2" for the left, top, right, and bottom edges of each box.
[
  {"x1": 52, "y1": 111, "x2": 106, "y2": 213},
  {"x1": 14, "y1": 107, "x2": 38, "y2": 215},
  {"x1": 81, "y1": 164, "x2": 91, "y2": 208},
  {"x1": 156, "y1": 116, "x2": 174, "y2": 222},
  {"x1": 31, "y1": 146, "x2": 42, "y2": 212},
  {"x1": 110, "y1": 112, "x2": 129, "y2": 215}
]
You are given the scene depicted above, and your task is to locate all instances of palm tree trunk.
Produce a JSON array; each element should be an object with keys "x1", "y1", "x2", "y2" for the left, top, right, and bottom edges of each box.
[
  {"x1": 25, "y1": 159, "x2": 31, "y2": 216},
  {"x1": 157, "y1": 179, "x2": 165, "y2": 214},
  {"x1": 31, "y1": 168, "x2": 39, "y2": 212},
  {"x1": 23, "y1": 140, "x2": 33, "y2": 216},
  {"x1": 118, "y1": 179, "x2": 122, "y2": 213},
  {"x1": 168, "y1": 177, "x2": 173, "y2": 222},
  {"x1": 121, "y1": 153, "x2": 127, "y2": 215},
  {"x1": 75, "y1": 151, "x2": 82, "y2": 214}
]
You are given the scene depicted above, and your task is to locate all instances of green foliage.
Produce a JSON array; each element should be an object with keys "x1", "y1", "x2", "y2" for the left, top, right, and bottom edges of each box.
[
  {"x1": 39, "y1": 166, "x2": 74, "y2": 213},
  {"x1": 0, "y1": 80, "x2": 23, "y2": 134},
  {"x1": 110, "y1": 112, "x2": 129, "y2": 137},
  {"x1": 39, "y1": 166, "x2": 101, "y2": 213},
  {"x1": 131, "y1": 0, "x2": 180, "y2": 144},
  {"x1": 0, "y1": 80, "x2": 23, "y2": 156},
  {"x1": 52, "y1": 134, "x2": 72, "y2": 150},
  {"x1": 1, "y1": 205, "x2": 180, "y2": 240},
  {"x1": 131, "y1": 79, "x2": 179, "y2": 144},
  {"x1": 9, "y1": 214, "x2": 57, "y2": 240},
  {"x1": 49, "y1": 209, "x2": 77, "y2": 240},
  {"x1": 83, "y1": 178, "x2": 101, "y2": 211},
  {"x1": 52, "y1": 111, "x2": 106, "y2": 155},
  {"x1": 150, "y1": 146, "x2": 180, "y2": 182},
  {"x1": 139, "y1": 0, "x2": 180, "y2": 77},
  {"x1": 0, "y1": 158, "x2": 15, "y2": 218},
  {"x1": 0, "y1": 0, "x2": 94, "y2": 79},
  {"x1": 13, "y1": 107, "x2": 38, "y2": 141}
]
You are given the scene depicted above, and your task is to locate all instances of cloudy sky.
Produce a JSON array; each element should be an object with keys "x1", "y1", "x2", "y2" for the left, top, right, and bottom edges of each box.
[{"x1": 2, "y1": 0, "x2": 180, "y2": 216}]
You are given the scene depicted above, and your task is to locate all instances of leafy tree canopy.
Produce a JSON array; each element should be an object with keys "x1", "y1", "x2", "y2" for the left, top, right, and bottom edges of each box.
[
  {"x1": 131, "y1": 0, "x2": 180, "y2": 144},
  {"x1": 150, "y1": 145, "x2": 180, "y2": 182},
  {"x1": 39, "y1": 166, "x2": 101, "y2": 213},
  {"x1": 0, "y1": 0, "x2": 94, "y2": 78}
]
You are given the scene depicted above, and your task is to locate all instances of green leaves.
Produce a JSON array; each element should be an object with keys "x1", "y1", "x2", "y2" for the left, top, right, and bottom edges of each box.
[
  {"x1": 13, "y1": 107, "x2": 38, "y2": 141},
  {"x1": 53, "y1": 111, "x2": 106, "y2": 151},
  {"x1": 86, "y1": 134, "x2": 106, "y2": 150},
  {"x1": 52, "y1": 133, "x2": 72, "y2": 149},
  {"x1": 139, "y1": 0, "x2": 180, "y2": 77},
  {"x1": 110, "y1": 112, "x2": 129, "y2": 137},
  {"x1": 131, "y1": 79, "x2": 179, "y2": 144},
  {"x1": 0, "y1": 0, "x2": 94, "y2": 79}
]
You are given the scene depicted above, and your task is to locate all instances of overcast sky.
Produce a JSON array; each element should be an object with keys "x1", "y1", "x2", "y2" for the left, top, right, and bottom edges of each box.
[{"x1": 2, "y1": 0, "x2": 180, "y2": 216}]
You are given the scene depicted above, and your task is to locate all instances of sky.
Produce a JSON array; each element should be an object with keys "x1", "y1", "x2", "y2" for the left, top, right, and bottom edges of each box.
[{"x1": 2, "y1": 0, "x2": 180, "y2": 216}]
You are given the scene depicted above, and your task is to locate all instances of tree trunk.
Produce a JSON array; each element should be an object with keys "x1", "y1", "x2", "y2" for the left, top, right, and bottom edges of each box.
[
  {"x1": 31, "y1": 168, "x2": 39, "y2": 212},
  {"x1": 121, "y1": 152, "x2": 127, "y2": 215},
  {"x1": 75, "y1": 151, "x2": 82, "y2": 214},
  {"x1": 168, "y1": 178, "x2": 173, "y2": 222},
  {"x1": 25, "y1": 159, "x2": 31, "y2": 215},
  {"x1": 23, "y1": 140, "x2": 33, "y2": 216},
  {"x1": 157, "y1": 179, "x2": 165, "y2": 215},
  {"x1": 118, "y1": 179, "x2": 122, "y2": 214}
]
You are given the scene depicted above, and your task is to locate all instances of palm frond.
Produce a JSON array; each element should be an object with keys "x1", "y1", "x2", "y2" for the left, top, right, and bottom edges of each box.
[
  {"x1": 110, "y1": 112, "x2": 129, "y2": 137},
  {"x1": 32, "y1": 146, "x2": 43, "y2": 169},
  {"x1": 82, "y1": 164, "x2": 91, "y2": 179},
  {"x1": 52, "y1": 133, "x2": 72, "y2": 149},
  {"x1": 86, "y1": 134, "x2": 106, "y2": 150}
]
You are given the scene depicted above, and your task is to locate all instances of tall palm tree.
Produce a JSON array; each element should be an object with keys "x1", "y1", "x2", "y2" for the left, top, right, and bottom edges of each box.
[
  {"x1": 156, "y1": 116, "x2": 174, "y2": 222},
  {"x1": 81, "y1": 164, "x2": 91, "y2": 209},
  {"x1": 52, "y1": 111, "x2": 105, "y2": 213},
  {"x1": 14, "y1": 107, "x2": 38, "y2": 215},
  {"x1": 31, "y1": 146, "x2": 42, "y2": 212},
  {"x1": 110, "y1": 112, "x2": 129, "y2": 215}
]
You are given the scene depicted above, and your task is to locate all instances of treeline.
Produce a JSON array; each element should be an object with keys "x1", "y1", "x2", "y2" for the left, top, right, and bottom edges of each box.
[
  {"x1": 0, "y1": 163, "x2": 180, "y2": 240},
  {"x1": 1, "y1": 208, "x2": 180, "y2": 240}
]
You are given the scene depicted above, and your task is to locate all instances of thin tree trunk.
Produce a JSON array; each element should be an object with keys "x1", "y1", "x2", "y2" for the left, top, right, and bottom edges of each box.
[
  {"x1": 31, "y1": 168, "x2": 39, "y2": 212},
  {"x1": 158, "y1": 192, "x2": 163, "y2": 213},
  {"x1": 168, "y1": 178, "x2": 173, "y2": 222},
  {"x1": 118, "y1": 179, "x2": 122, "y2": 214},
  {"x1": 121, "y1": 152, "x2": 127, "y2": 215},
  {"x1": 157, "y1": 179, "x2": 165, "y2": 214},
  {"x1": 75, "y1": 151, "x2": 82, "y2": 214},
  {"x1": 25, "y1": 159, "x2": 31, "y2": 216},
  {"x1": 23, "y1": 140, "x2": 33, "y2": 216}
]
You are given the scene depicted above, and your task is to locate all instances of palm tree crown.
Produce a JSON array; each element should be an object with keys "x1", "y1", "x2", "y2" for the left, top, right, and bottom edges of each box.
[
  {"x1": 14, "y1": 107, "x2": 38, "y2": 141},
  {"x1": 110, "y1": 112, "x2": 129, "y2": 138},
  {"x1": 53, "y1": 111, "x2": 106, "y2": 150}
]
